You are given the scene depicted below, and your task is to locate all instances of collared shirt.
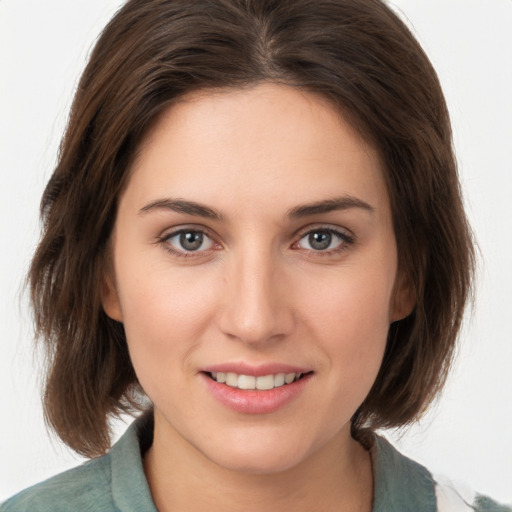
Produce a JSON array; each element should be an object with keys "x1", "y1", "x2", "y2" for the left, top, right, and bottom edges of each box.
[{"x1": 2, "y1": 415, "x2": 510, "y2": 512}]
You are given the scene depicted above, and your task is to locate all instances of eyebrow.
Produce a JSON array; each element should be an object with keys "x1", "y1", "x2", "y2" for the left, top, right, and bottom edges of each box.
[
  {"x1": 139, "y1": 198, "x2": 224, "y2": 220},
  {"x1": 138, "y1": 195, "x2": 374, "y2": 221},
  {"x1": 287, "y1": 196, "x2": 375, "y2": 218}
]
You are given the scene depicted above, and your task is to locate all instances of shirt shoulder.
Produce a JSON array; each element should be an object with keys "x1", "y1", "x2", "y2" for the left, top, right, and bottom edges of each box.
[
  {"x1": 1, "y1": 454, "x2": 114, "y2": 512},
  {"x1": 435, "y1": 477, "x2": 512, "y2": 512},
  {"x1": 371, "y1": 435, "x2": 512, "y2": 512},
  {"x1": 2, "y1": 414, "x2": 157, "y2": 512},
  {"x1": 371, "y1": 434, "x2": 437, "y2": 511}
]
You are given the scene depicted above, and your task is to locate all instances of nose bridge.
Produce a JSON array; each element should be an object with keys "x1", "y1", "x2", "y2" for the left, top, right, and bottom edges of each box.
[{"x1": 219, "y1": 242, "x2": 291, "y2": 345}]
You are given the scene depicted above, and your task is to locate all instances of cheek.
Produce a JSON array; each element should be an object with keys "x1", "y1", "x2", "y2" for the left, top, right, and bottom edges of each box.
[
  {"x1": 299, "y1": 262, "x2": 395, "y2": 386},
  {"x1": 114, "y1": 256, "x2": 220, "y2": 377},
  {"x1": 303, "y1": 261, "x2": 394, "y2": 335}
]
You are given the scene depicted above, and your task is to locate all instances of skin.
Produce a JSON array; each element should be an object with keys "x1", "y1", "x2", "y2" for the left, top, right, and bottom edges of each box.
[{"x1": 102, "y1": 83, "x2": 412, "y2": 512}]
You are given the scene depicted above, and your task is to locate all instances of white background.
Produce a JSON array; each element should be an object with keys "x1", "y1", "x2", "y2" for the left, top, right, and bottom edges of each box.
[{"x1": 1, "y1": 0, "x2": 511, "y2": 504}]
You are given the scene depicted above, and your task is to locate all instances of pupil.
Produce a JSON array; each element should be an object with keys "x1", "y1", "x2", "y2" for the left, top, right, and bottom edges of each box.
[
  {"x1": 180, "y1": 232, "x2": 203, "y2": 251},
  {"x1": 309, "y1": 231, "x2": 331, "y2": 250}
]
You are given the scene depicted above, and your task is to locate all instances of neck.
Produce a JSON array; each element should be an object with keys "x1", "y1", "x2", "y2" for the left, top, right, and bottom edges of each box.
[{"x1": 143, "y1": 412, "x2": 373, "y2": 512}]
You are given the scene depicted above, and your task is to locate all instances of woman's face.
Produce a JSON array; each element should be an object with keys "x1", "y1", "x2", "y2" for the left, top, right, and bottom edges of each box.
[{"x1": 103, "y1": 83, "x2": 409, "y2": 474}]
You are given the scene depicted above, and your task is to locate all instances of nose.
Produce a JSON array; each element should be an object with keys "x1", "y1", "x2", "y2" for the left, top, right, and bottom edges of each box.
[{"x1": 217, "y1": 247, "x2": 294, "y2": 346}]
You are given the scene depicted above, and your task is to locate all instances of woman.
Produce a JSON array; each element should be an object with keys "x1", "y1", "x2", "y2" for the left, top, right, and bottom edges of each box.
[{"x1": 2, "y1": 0, "x2": 510, "y2": 510}]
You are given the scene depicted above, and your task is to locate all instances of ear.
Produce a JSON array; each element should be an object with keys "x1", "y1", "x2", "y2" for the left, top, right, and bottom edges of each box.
[
  {"x1": 101, "y1": 272, "x2": 124, "y2": 322},
  {"x1": 390, "y1": 271, "x2": 415, "y2": 322}
]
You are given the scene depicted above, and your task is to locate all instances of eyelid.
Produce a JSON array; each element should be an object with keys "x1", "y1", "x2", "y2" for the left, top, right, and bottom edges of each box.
[
  {"x1": 157, "y1": 225, "x2": 222, "y2": 257},
  {"x1": 294, "y1": 223, "x2": 355, "y2": 242},
  {"x1": 291, "y1": 224, "x2": 356, "y2": 254},
  {"x1": 158, "y1": 223, "x2": 218, "y2": 241}
]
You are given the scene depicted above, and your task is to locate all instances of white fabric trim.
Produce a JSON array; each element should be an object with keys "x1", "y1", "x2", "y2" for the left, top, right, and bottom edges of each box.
[{"x1": 434, "y1": 475, "x2": 477, "y2": 512}]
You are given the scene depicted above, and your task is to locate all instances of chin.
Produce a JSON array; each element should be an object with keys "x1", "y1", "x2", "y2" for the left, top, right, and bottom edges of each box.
[
  {"x1": 206, "y1": 445, "x2": 308, "y2": 475},
  {"x1": 194, "y1": 426, "x2": 326, "y2": 476}
]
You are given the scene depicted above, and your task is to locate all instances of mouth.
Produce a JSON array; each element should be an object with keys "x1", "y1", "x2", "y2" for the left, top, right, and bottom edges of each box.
[
  {"x1": 201, "y1": 367, "x2": 313, "y2": 414},
  {"x1": 205, "y1": 371, "x2": 310, "y2": 391}
]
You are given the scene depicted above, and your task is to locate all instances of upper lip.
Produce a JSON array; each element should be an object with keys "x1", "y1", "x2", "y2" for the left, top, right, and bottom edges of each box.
[{"x1": 202, "y1": 362, "x2": 311, "y2": 377}]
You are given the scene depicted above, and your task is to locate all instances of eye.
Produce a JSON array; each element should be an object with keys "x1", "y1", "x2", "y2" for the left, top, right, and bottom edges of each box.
[
  {"x1": 164, "y1": 229, "x2": 215, "y2": 254},
  {"x1": 295, "y1": 228, "x2": 352, "y2": 253}
]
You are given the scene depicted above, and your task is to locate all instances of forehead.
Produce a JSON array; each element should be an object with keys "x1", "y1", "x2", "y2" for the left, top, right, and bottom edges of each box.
[{"x1": 125, "y1": 83, "x2": 388, "y2": 217}]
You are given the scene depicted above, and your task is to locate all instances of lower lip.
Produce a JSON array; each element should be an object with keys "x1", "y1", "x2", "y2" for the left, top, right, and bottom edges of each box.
[{"x1": 202, "y1": 373, "x2": 312, "y2": 414}]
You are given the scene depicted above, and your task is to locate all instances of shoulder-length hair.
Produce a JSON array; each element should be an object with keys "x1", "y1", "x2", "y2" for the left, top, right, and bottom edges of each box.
[{"x1": 29, "y1": 0, "x2": 474, "y2": 457}]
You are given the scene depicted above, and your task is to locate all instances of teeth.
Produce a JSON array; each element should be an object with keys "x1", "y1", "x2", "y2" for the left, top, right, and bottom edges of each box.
[
  {"x1": 226, "y1": 372, "x2": 238, "y2": 387},
  {"x1": 238, "y1": 374, "x2": 256, "y2": 390},
  {"x1": 256, "y1": 374, "x2": 275, "y2": 390},
  {"x1": 210, "y1": 371, "x2": 303, "y2": 390},
  {"x1": 274, "y1": 373, "x2": 285, "y2": 387},
  {"x1": 285, "y1": 373, "x2": 296, "y2": 384}
]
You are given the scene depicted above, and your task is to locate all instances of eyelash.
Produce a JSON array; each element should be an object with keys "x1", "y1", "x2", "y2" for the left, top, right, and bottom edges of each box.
[
  {"x1": 158, "y1": 228, "x2": 219, "y2": 259},
  {"x1": 157, "y1": 226, "x2": 355, "y2": 259},
  {"x1": 293, "y1": 226, "x2": 355, "y2": 257}
]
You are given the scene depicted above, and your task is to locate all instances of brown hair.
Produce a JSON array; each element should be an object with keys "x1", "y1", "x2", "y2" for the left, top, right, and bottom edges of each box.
[{"x1": 29, "y1": 0, "x2": 474, "y2": 457}]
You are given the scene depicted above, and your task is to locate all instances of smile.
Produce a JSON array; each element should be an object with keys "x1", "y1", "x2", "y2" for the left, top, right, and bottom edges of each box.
[
  {"x1": 203, "y1": 369, "x2": 313, "y2": 414},
  {"x1": 209, "y1": 372, "x2": 303, "y2": 390}
]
